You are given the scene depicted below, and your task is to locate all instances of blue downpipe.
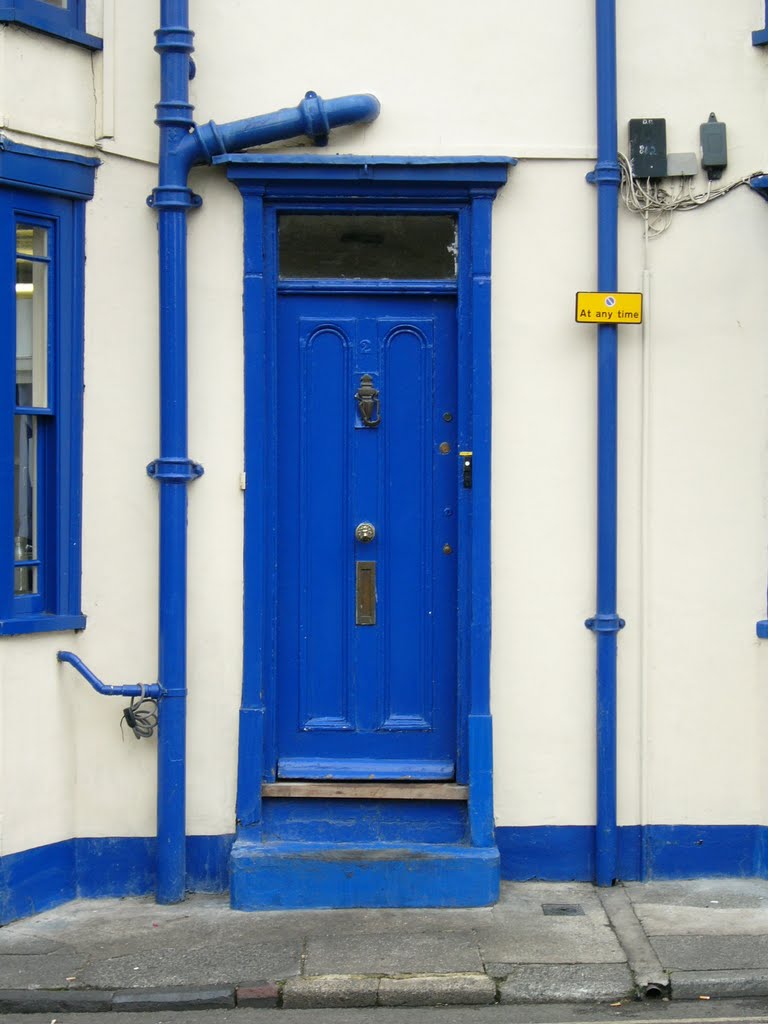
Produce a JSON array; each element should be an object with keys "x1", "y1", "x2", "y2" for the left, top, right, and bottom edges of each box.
[
  {"x1": 150, "y1": 1, "x2": 381, "y2": 903},
  {"x1": 587, "y1": 0, "x2": 624, "y2": 887}
]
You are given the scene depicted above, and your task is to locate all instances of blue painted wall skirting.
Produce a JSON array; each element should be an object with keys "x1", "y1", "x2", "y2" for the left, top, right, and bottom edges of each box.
[
  {"x1": 0, "y1": 835, "x2": 233, "y2": 925},
  {"x1": 2, "y1": 826, "x2": 767, "y2": 923},
  {"x1": 496, "y1": 825, "x2": 768, "y2": 882}
]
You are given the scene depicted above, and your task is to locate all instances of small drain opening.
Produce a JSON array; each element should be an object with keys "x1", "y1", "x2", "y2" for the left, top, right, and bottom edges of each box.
[{"x1": 541, "y1": 903, "x2": 585, "y2": 916}]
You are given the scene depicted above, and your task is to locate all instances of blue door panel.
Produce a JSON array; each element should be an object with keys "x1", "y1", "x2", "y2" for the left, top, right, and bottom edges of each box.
[
  {"x1": 276, "y1": 294, "x2": 457, "y2": 780},
  {"x1": 299, "y1": 322, "x2": 353, "y2": 730},
  {"x1": 381, "y1": 322, "x2": 434, "y2": 732}
]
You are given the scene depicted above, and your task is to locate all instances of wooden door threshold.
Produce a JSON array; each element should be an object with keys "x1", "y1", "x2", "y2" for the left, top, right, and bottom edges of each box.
[{"x1": 262, "y1": 781, "x2": 468, "y2": 801}]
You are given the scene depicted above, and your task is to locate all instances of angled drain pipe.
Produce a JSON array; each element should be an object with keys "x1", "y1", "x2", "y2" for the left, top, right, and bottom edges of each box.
[
  {"x1": 63, "y1": 0, "x2": 380, "y2": 907},
  {"x1": 585, "y1": 0, "x2": 624, "y2": 887}
]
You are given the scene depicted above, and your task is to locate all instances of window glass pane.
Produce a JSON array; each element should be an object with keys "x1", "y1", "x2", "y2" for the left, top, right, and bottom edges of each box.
[
  {"x1": 40, "y1": 0, "x2": 68, "y2": 7},
  {"x1": 14, "y1": 414, "x2": 38, "y2": 596},
  {"x1": 16, "y1": 224, "x2": 48, "y2": 258},
  {"x1": 279, "y1": 214, "x2": 457, "y2": 279},
  {"x1": 16, "y1": 227, "x2": 49, "y2": 408}
]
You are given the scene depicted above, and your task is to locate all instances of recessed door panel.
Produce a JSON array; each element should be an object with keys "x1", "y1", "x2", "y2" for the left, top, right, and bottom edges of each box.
[{"x1": 276, "y1": 294, "x2": 457, "y2": 780}]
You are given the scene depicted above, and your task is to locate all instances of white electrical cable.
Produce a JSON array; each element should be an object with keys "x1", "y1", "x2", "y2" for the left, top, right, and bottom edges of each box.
[{"x1": 619, "y1": 153, "x2": 764, "y2": 237}]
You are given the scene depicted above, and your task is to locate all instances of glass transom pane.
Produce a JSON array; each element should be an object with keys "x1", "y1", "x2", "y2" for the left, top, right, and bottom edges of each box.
[
  {"x1": 279, "y1": 214, "x2": 457, "y2": 280},
  {"x1": 40, "y1": 0, "x2": 68, "y2": 7}
]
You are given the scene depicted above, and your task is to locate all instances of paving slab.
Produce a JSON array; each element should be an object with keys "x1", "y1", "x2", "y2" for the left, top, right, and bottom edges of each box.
[
  {"x1": 0, "y1": 952, "x2": 88, "y2": 989},
  {"x1": 477, "y1": 882, "x2": 625, "y2": 965},
  {"x1": 650, "y1": 934, "x2": 768, "y2": 972},
  {"x1": 74, "y1": 939, "x2": 303, "y2": 988},
  {"x1": 624, "y1": 879, "x2": 768, "y2": 909},
  {"x1": 304, "y1": 928, "x2": 483, "y2": 975},
  {"x1": 636, "y1": 905, "x2": 768, "y2": 936}
]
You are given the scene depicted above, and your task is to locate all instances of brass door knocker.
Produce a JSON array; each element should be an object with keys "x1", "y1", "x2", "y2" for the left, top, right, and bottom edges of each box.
[{"x1": 355, "y1": 373, "x2": 381, "y2": 427}]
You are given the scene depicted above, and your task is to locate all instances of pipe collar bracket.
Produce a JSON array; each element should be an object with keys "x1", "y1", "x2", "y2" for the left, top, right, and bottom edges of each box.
[
  {"x1": 587, "y1": 161, "x2": 622, "y2": 187},
  {"x1": 147, "y1": 458, "x2": 205, "y2": 483},
  {"x1": 585, "y1": 613, "x2": 626, "y2": 634},
  {"x1": 147, "y1": 186, "x2": 202, "y2": 212},
  {"x1": 155, "y1": 101, "x2": 195, "y2": 129},
  {"x1": 154, "y1": 26, "x2": 195, "y2": 54},
  {"x1": 299, "y1": 91, "x2": 330, "y2": 147}
]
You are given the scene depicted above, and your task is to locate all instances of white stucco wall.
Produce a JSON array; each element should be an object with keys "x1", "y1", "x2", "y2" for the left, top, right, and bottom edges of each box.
[{"x1": 1, "y1": 0, "x2": 768, "y2": 858}]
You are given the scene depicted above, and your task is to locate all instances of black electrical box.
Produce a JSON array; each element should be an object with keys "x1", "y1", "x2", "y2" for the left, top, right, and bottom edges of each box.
[
  {"x1": 628, "y1": 118, "x2": 668, "y2": 178},
  {"x1": 700, "y1": 112, "x2": 727, "y2": 179}
]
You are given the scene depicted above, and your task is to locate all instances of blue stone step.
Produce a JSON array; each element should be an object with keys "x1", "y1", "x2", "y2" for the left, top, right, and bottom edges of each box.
[{"x1": 230, "y1": 840, "x2": 499, "y2": 910}]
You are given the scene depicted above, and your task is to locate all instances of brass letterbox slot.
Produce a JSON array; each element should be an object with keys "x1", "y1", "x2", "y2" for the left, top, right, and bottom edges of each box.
[{"x1": 356, "y1": 561, "x2": 376, "y2": 626}]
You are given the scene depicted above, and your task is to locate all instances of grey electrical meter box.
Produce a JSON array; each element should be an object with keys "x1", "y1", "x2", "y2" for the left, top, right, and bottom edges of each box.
[
  {"x1": 628, "y1": 118, "x2": 668, "y2": 178},
  {"x1": 700, "y1": 112, "x2": 727, "y2": 179}
]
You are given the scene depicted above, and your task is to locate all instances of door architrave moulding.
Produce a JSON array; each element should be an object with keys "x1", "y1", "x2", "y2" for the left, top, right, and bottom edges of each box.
[{"x1": 223, "y1": 156, "x2": 513, "y2": 851}]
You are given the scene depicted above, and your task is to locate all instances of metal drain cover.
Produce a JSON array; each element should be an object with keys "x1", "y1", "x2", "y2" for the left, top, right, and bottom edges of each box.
[{"x1": 542, "y1": 903, "x2": 585, "y2": 916}]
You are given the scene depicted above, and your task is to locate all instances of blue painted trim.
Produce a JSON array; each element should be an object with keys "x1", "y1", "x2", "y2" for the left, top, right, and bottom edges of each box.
[
  {"x1": 497, "y1": 825, "x2": 768, "y2": 882},
  {"x1": 232, "y1": 161, "x2": 508, "y2": 876},
  {"x1": 757, "y1": 619, "x2": 768, "y2": 638},
  {"x1": 277, "y1": 757, "x2": 455, "y2": 780},
  {"x1": 0, "y1": 613, "x2": 86, "y2": 635},
  {"x1": 0, "y1": 139, "x2": 99, "y2": 199},
  {"x1": 0, "y1": 835, "x2": 234, "y2": 925},
  {"x1": 754, "y1": 1, "x2": 768, "y2": 44},
  {"x1": 261, "y1": 799, "x2": 468, "y2": 845},
  {"x1": 221, "y1": 154, "x2": 515, "y2": 172},
  {"x1": 4, "y1": 827, "x2": 768, "y2": 923},
  {"x1": 0, "y1": 0, "x2": 101, "y2": 49},
  {"x1": 0, "y1": 164, "x2": 93, "y2": 636}
]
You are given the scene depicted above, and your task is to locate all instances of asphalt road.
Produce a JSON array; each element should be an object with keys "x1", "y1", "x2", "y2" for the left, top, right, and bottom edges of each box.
[{"x1": 4, "y1": 997, "x2": 768, "y2": 1024}]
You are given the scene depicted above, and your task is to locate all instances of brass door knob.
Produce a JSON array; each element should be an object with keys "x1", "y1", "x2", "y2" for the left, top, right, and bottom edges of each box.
[{"x1": 355, "y1": 522, "x2": 376, "y2": 543}]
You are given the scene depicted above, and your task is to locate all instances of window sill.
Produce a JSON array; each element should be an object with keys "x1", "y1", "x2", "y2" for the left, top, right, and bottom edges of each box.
[
  {"x1": 0, "y1": 612, "x2": 86, "y2": 636},
  {"x1": 0, "y1": 12, "x2": 102, "y2": 50}
]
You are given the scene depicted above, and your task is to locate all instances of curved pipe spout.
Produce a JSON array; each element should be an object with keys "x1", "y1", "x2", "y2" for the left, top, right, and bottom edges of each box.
[
  {"x1": 58, "y1": 651, "x2": 163, "y2": 699},
  {"x1": 183, "y1": 91, "x2": 381, "y2": 171}
]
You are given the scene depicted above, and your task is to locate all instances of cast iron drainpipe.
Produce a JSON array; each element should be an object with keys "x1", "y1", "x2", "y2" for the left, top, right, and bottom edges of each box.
[
  {"x1": 60, "y1": 3, "x2": 379, "y2": 907},
  {"x1": 144, "y1": 1, "x2": 379, "y2": 905},
  {"x1": 585, "y1": 0, "x2": 625, "y2": 887}
]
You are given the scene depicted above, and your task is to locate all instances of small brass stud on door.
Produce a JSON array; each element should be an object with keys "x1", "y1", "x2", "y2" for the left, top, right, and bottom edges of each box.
[
  {"x1": 443, "y1": 544, "x2": 453, "y2": 555},
  {"x1": 439, "y1": 442, "x2": 451, "y2": 454}
]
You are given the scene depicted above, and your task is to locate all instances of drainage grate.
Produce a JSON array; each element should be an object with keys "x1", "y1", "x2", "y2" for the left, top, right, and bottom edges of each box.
[{"x1": 541, "y1": 903, "x2": 585, "y2": 916}]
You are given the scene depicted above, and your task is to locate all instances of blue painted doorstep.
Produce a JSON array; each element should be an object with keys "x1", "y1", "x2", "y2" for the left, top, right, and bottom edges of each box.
[{"x1": 230, "y1": 840, "x2": 500, "y2": 910}]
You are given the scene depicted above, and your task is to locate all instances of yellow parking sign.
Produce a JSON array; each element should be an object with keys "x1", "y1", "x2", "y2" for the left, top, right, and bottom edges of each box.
[{"x1": 576, "y1": 292, "x2": 643, "y2": 324}]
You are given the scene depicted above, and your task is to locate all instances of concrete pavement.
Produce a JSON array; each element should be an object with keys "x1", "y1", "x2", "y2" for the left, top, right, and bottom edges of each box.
[{"x1": 0, "y1": 879, "x2": 766, "y2": 1011}]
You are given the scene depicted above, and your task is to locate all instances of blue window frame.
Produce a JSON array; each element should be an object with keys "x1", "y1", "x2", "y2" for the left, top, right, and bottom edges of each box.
[
  {"x1": 0, "y1": 0, "x2": 101, "y2": 49},
  {"x1": 0, "y1": 139, "x2": 97, "y2": 635}
]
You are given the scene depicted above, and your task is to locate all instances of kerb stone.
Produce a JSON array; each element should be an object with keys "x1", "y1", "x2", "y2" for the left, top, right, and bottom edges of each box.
[
  {"x1": 378, "y1": 973, "x2": 496, "y2": 1006},
  {"x1": 282, "y1": 975, "x2": 379, "y2": 1008}
]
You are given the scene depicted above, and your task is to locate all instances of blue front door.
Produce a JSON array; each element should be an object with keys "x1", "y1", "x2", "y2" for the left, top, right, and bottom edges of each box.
[{"x1": 275, "y1": 293, "x2": 458, "y2": 780}]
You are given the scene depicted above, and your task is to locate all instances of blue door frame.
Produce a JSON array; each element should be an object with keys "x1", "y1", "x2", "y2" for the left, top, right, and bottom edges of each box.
[{"x1": 224, "y1": 156, "x2": 513, "y2": 855}]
